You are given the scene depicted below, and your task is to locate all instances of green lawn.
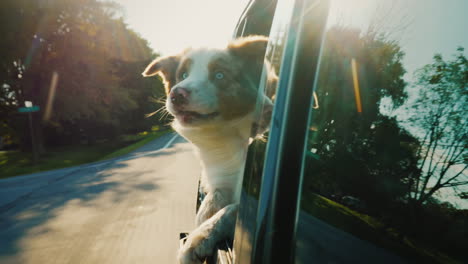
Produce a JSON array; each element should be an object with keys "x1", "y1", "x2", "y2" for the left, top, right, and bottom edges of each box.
[
  {"x1": 0, "y1": 129, "x2": 170, "y2": 179},
  {"x1": 301, "y1": 192, "x2": 460, "y2": 264}
]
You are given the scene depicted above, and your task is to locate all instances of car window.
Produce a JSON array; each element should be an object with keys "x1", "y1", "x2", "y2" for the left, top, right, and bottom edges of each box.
[
  {"x1": 296, "y1": 0, "x2": 468, "y2": 263},
  {"x1": 233, "y1": 0, "x2": 295, "y2": 262}
]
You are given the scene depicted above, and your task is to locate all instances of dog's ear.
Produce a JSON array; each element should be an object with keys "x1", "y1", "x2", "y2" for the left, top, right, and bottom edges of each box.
[
  {"x1": 142, "y1": 55, "x2": 180, "y2": 77},
  {"x1": 228, "y1": 35, "x2": 268, "y2": 63},
  {"x1": 142, "y1": 55, "x2": 181, "y2": 92}
]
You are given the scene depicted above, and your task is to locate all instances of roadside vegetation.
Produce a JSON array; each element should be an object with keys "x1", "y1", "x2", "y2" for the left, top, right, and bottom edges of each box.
[
  {"x1": 100, "y1": 128, "x2": 171, "y2": 160},
  {"x1": 302, "y1": 192, "x2": 460, "y2": 264},
  {"x1": 0, "y1": 127, "x2": 170, "y2": 179}
]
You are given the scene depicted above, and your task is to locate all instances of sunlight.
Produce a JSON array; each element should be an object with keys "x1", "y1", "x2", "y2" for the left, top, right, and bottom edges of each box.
[
  {"x1": 115, "y1": 0, "x2": 250, "y2": 55},
  {"x1": 43, "y1": 72, "x2": 59, "y2": 121},
  {"x1": 327, "y1": 0, "x2": 411, "y2": 36},
  {"x1": 327, "y1": 0, "x2": 376, "y2": 30},
  {"x1": 351, "y1": 58, "x2": 362, "y2": 113}
]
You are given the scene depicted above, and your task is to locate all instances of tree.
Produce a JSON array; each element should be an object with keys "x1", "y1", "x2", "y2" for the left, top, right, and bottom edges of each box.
[
  {"x1": 405, "y1": 47, "x2": 468, "y2": 206},
  {"x1": 305, "y1": 26, "x2": 419, "y2": 212},
  {"x1": 0, "y1": 0, "x2": 163, "y2": 149}
]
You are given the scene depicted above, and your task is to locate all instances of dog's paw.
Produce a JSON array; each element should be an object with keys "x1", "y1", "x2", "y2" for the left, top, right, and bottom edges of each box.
[
  {"x1": 195, "y1": 190, "x2": 230, "y2": 226},
  {"x1": 179, "y1": 204, "x2": 238, "y2": 263},
  {"x1": 177, "y1": 231, "x2": 214, "y2": 264}
]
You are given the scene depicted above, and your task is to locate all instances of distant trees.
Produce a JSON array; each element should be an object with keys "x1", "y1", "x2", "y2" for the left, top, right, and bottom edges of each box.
[
  {"x1": 405, "y1": 47, "x2": 467, "y2": 206},
  {"x1": 0, "y1": 0, "x2": 167, "y2": 150},
  {"x1": 306, "y1": 26, "x2": 419, "y2": 212}
]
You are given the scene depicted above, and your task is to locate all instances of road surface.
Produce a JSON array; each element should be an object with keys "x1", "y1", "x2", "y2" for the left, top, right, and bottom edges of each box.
[{"x1": 0, "y1": 133, "x2": 200, "y2": 264}]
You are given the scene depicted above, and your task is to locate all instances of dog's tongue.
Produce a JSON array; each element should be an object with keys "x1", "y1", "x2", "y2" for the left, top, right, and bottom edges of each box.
[
  {"x1": 180, "y1": 112, "x2": 198, "y2": 123},
  {"x1": 181, "y1": 114, "x2": 193, "y2": 123},
  {"x1": 178, "y1": 111, "x2": 218, "y2": 123}
]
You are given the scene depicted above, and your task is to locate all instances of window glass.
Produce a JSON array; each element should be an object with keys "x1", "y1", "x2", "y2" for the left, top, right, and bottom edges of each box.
[
  {"x1": 233, "y1": 0, "x2": 295, "y2": 262},
  {"x1": 297, "y1": 0, "x2": 468, "y2": 263},
  {"x1": 241, "y1": 0, "x2": 293, "y2": 199}
]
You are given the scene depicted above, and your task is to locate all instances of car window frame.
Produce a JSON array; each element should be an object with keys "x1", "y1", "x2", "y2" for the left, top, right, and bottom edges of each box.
[{"x1": 251, "y1": 0, "x2": 330, "y2": 263}]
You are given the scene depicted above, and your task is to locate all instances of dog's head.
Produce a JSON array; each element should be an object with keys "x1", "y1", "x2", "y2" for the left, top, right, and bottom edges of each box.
[{"x1": 142, "y1": 36, "x2": 274, "y2": 136}]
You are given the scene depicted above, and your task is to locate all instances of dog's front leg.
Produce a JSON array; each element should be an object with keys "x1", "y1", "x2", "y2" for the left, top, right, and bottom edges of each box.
[
  {"x1": 178, "y1": 204, "x2": 238, "y2": 264},
  {"x1": 196, "y1": 189, "x2": 230, "y2": 226}
]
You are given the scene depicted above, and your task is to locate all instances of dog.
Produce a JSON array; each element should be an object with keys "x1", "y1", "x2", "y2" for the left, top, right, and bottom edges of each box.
[{"x1": 142, "y1": 35, "x2": 275, "y2": 264}]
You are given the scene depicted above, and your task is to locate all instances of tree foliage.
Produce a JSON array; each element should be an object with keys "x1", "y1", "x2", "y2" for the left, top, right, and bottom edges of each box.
[
  {"x1": 0, "y1": 0, "x2": 166, "y2": 149},
  {"x1": 305, "y1": 27, "x2": 419, "y2": 212},
  {"x1": 405, "y1": 47, "x2": 468, "y2": 205}
]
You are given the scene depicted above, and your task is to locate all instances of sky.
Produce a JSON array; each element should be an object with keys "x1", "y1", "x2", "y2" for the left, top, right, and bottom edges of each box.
[
  {"x1": 327, "y1": 0, "x2": 468, "y2": 82},
  {"x1": 114, "y1": 0, "x2": 249, "y2": 56},
  {"x1": 115, "y1": 0, "x2": 468, "y2": 80}
]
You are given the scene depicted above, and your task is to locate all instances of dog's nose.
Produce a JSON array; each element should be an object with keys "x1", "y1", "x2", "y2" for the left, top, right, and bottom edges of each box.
[{"x1": 170, "y1": 87, "x2": 190, "y2": 105}]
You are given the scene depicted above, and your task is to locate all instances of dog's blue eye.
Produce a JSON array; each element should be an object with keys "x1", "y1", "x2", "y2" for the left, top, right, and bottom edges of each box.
[
  {"x1": 215, "y1": 72, "x2": 224, "y2": 80},
  {"x1": 182, "y1": 72, "x2": 188, "y2": 79}
]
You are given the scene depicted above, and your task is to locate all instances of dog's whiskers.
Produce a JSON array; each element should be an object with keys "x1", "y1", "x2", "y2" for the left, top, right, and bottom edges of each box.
[
  {"x1": 160, "y1": 110, "x2": 172, "y2": 121},
  {"x1": 146, "y1": 105, "x2": 168, "y2": 118},
  {"x1": 150, "y1": 96, "x2": 167, "y2": 105}
]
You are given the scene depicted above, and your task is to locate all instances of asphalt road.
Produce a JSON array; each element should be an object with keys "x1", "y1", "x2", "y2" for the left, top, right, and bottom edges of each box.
[{"x1": 0, "y1": 133, "x2": 200, "y2": 264}]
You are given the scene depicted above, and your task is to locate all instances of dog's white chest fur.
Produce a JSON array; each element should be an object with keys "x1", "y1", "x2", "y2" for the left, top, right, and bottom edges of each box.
[{"x1": 174, "y1": 115, "x2": 253, "y2": 204}]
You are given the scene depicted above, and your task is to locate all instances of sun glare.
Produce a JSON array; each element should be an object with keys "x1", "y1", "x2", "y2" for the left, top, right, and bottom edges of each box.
[
  {"x1": 115, "y1": 0, "x2": 249, "y2": 55},
  {"x1": 327, "y1": 0, "x2": 376, "y2": 30}
]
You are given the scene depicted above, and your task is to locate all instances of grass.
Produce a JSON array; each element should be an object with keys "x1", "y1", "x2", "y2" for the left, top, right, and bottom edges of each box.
[
  {"x1": 0, "y1": 128, "x2": 170, "y2": 180},
  {"x1": 100, "y1": 130, "x2": 170, "y2": 160},
  {"x1": 301, "y1": 192, "x2": 461, "y2": 264}
]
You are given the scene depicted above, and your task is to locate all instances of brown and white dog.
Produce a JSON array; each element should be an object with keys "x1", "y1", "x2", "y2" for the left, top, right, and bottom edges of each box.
[{"x1": 142, "y1": 35, "x2": 275, "y2": 264}]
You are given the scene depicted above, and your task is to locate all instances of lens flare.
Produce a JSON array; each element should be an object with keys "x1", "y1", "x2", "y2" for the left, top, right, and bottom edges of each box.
[{"x1": 351, "y1": 58, "x2": 362, "y2": 113}]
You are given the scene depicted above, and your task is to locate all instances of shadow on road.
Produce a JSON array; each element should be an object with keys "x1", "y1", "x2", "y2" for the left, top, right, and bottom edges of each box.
[{"x1": 0, "y1": 147, "x2": 176, "y2": 258}]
